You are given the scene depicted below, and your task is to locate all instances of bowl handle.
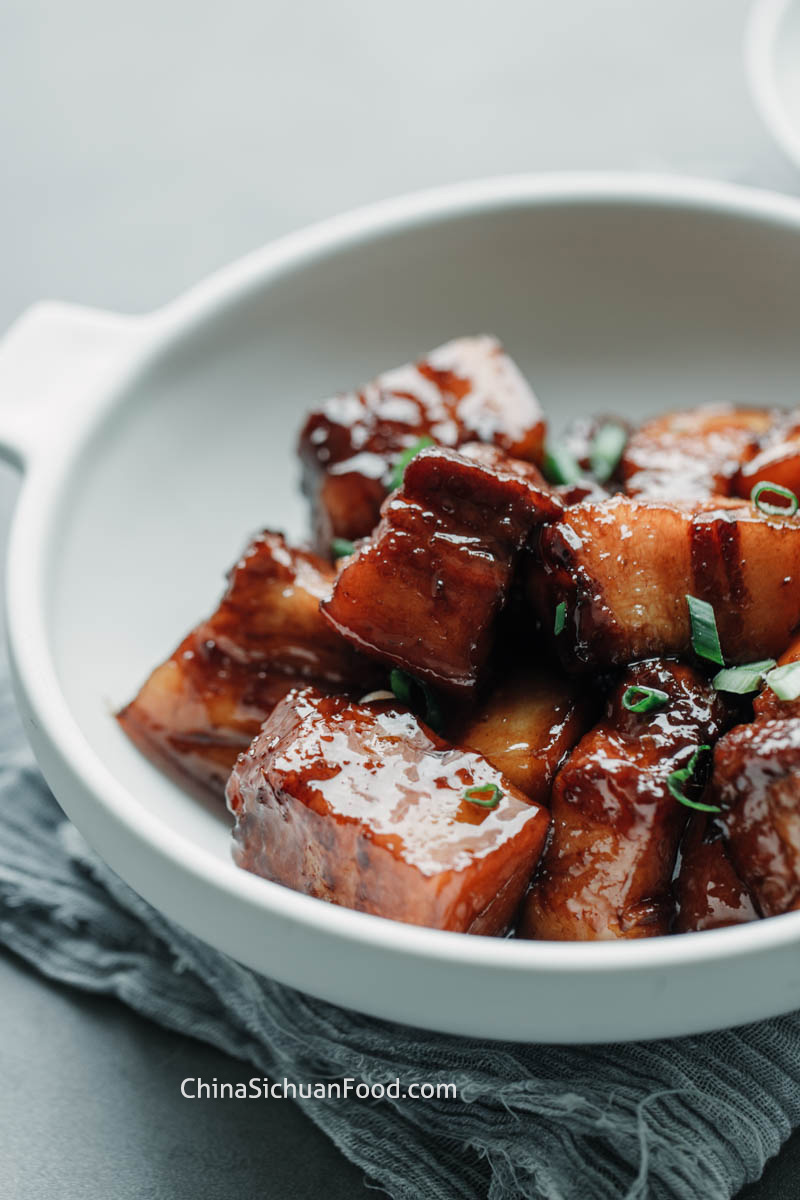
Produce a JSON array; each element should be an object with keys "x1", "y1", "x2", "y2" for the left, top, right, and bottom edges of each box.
[{"x1": 0, "y1": 301, "x2": 148, "y2": 470}]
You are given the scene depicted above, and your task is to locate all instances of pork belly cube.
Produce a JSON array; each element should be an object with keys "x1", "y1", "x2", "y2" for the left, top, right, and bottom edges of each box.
[
  {"x1": 672, "y1": 815, "x2": 758, "y2": 934},
  {"x1": 715, "y1": 718, "x2": 800, "y2": 918},
  {"x1": 713, "y1": 632, "x2": 800, "y2": 918},
  {"x1": 298, "y1": 336, "x2": 546, "y2": 552},
  {"x1": 736, "y1": 411, "x2": 800, "y2": 499},
  {"x1": 451, "y1": 666, "x2": 593, "y2": 805},
  {"x1": 520, "y1": 660, "x2": 728, "y2": 940},
  {"x1": 531, "y1": 495, "x2": 800, "y2": 671},
  {"x1": 227, "y1": 687, "x2": 550, "y2": 934},
  {"x1": 754, "y1": 632, "x2": 800, "y2": 722},
  {"x1": 620, "y1": 406, "x2": 774, "y2": 500},
  {"x1": 118, "y1": 532, "x2": 378, "y2": 795},
  {"x1": 320, "y1": 447, "x2": 563, "y2": 694}
]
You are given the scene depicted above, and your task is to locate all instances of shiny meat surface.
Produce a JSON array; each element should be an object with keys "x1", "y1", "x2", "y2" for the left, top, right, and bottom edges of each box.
[
  {"x1": 715, "y1": 717, "x2": 800, "y2": 918},
  {"x1": 754, "y1": 632, "x2": 800, "y2": 722},
  {"x1": 298, "y1": 336, "x2": 546, "y2": 551},
  {"x1": 737, "y1": 418, "x2": 800, "y2": 497},
  {"x1": 621, "y1": 404, "x2": 800, "y2": 504},
  {"x1": 452, "y1": 667, "x2": 593, "y2": 804},
  {"x1": 532, "y1": 495, "x2": 800, "y2": 670},
  {"x1": 321, "y1": 446, "x2": 563, "y2": 694},
  {"x1": 118, "y1": 533, "x2": 378, "y2": 795},
  {"x1": 672, "y1": 815, "x2": 758, "y2": 933},
  {"x1": 620, "y1": 406, "x2": 774, "y2": 500},
  {"x1": 710, "y1": 632, "x2": 800, "y2": 919},
  {"x1": 519, "y1": 660, "x2": 728, "y2": 940},
  {"x1": 227, "y1": 688, "x2": 550, "y2": 933},
  {"x1": 455, "y1": 439, "x2": 550, "y2": 485}
]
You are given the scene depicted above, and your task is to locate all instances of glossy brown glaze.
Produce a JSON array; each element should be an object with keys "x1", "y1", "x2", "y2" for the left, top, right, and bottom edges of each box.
[
  {"x1": 298, "y1": 336, "x2": 546, "y2": 552},
  {"x1": 735, "y1": 412, "x2": 800, "y2": 497},
  {"x1": 683, "y1": 607, "x2": 800, "y2": 920},
  {"x1": 451, "y1": 666, "x2": 594, "y2": 805},
  {"x1": 227, "y1": 687, "x2": 550, "y2": 933},
  {"x1": 555, "y1": 480, "x2": 611, "y2": 506},
  {"x1": 455, "y1": 439, "x2": 550, "y2": 485},
  {"x1": 118, "y1": 533, "x2": 379, "y2": 796},
  {"x1": 621, "y1": 406, "x2": 774, "y2": 500},
  {"x1": 754, "y1": 631, "x2": 800, "y2": 722},
  {"x1": 321, "y1": 447, "x2": 563, "y2": 694},
  {"x1": 519, "y1": 660, "x2": 728, "y2": 940},
  {"x1": 672, "y1": 815, "x2": 758, "y2": 933},
  {"x1": 531, "y1": 495, "x2": 800, "y2": 671},
  {"x1": 713, "y1": 716, "x2": 800, "y2": 919}
]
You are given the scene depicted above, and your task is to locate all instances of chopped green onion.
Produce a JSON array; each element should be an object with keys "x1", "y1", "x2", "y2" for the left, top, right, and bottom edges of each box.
[
  {"x1": 686, "y1": 595, "x2": 724, "y2": 667},
  {"x1": 463, "y1": 783, "x2": 502, "y2": 809},
  {"x1": 389, "y1": 436, "x2": 435, "y2": 491},
  {"x1": 751, "y1": 480, "x2": 799, "y2": 518},
  {"x1": 712, "y1": 659, "x2": 776, "y2": 695},
  {"x1": 589, "y1": 422, "x2": 627, "y2": 484},
  {"x1": 543, "y1": 442, "x2": 584, "y2": 486},
  {"x1": 389, "y1": 668, "x2": 414, "y2": 704},
  {"x1": 554, "y1": 601, "x2": 566, "y2": 636},
  {"x1": 667, "y1": 745, "x2": 720, "y2": 812},
  {"x1": 389, "y1": 667, "x2": 443, "y2": 732},
  {"x1": 765, "y1": 660, "x2": 800, "y2": 702},
  {"x1": 622, "y1": 685, "x2": 670, "y2": 713},
  {"x1": 331, "y1": 538, "x2": 355, "y2": 560}
]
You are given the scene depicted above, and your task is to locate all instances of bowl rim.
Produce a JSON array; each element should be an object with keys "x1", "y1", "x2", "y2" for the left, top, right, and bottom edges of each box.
[
  {"x1": 746, "y1": 0, "x2": 800, "y2": 171},
  {"x1": 12, "y1": 170, "x2": 800, "y2": 978}
]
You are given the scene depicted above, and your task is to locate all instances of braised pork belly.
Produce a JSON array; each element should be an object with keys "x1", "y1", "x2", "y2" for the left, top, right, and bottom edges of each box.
[
  {"x1": 298, "y1": 336, "x2": 546, "y2": 553},
  {"x1": 620, "y1": 407, "x2": 774, "y2": 500},
  {"x1": 532, "y1": 495, "x2": 800, "y2": 671},
  {"x1": 227, "y1": 688, "x2": 549, "y2": 933},
  {"x1": 709, "y1": 636, "x2": 800, "y2": 919},
  {"x1": 450, "y1": 665, "x2": 593, "y2": 805},
  {"x1": 672, "y1": 815, "x2": 758, "y2": 934},
  {"x1": 119, "y1": 335, "x2": 800, "y2": 939},
  {"x1": 118, "y1": 532, "x2": 378, "y2": 795},
  {"x1": 520, "y1": 661, "x2": 728, "y2": 940},
  {"x1": 321, "y1": 446, "x2": 562, "y2": 695}
]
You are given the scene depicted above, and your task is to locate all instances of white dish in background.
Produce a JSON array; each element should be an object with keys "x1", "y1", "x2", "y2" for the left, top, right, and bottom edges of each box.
[
  {"x1": 747, "y1": 0, "x2": 800, "y2": 169},
  {"x1": 3, "y1": 174, "x2": 800, "y2": 1044}
]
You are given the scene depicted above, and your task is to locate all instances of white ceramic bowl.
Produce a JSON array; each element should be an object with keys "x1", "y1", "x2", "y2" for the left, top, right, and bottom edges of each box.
[
  {"x1": 5, "y1": 174, "x2": 800, "y2": 1044},
  {"x1": 747, "y1": 0, "x2": 800, "y2": 170}
]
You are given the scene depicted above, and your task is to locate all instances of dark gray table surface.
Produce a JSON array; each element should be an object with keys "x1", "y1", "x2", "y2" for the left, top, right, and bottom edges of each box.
[
  {"x1": 4, "y1": 1, "x2": 800, "y2": 1196},
  {"x1": 0, "y1": 949, "x2": 370, "y2": 1200},
  {"x1": 2, "y1": 940, "x2": 800, "y2": 1200}
]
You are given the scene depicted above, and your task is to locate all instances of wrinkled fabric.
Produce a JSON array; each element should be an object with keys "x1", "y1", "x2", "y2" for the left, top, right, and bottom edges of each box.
[{"x1": 0, "y1": 677, "x2": 797, "y2": 1200}]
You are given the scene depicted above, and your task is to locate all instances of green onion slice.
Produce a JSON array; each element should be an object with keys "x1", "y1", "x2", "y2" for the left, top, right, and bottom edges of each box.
[
  {"x1": 712, "y1": 659, "x2": 776, "y2": 695},
  {"x1": 751, "y1": 480, "x2": 799, "y2": 518},
  {"x1": 589, "y1": 421, "x2": 627, "y2": 484},
  {"x1": 554, "y1": 601, "x2": 566, "y2": 636},
  {"x1": 463, "y1": 783, "x2": 502, "y2": 809},
  {"x1": 667, "y1": 745, "x2": 720, "y2": 812},
  {"x1": 389, "y1": 436, "x2": 435, "y2": 491},
  {"x1": 686, "y1": 595, "x2": 724, "y2": 667},
  {"x1": 622, "y1": 685, "x2": 670, "y2": 713},
  {"x1": 765, "y1": 660, "x2": 800, "y2": 702},
  {"x1": 543, "y1": 443, "x2": 584, "y2": 487},
  {"x1": 331, "y1": 538, "x2": 355, "y2": 560},
  {"x1": 389, "y1": 667, "x2": 443, "y2": 732}
]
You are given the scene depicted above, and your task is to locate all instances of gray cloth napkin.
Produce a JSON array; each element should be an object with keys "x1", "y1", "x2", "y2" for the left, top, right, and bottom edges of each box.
[{"x1": 1, "y1": 678, "x2": 799, "y2": 1200}]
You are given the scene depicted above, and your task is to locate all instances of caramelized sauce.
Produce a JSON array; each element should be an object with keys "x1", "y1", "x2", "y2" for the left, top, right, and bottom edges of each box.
[
  {"x1": 227, "y1": 688, "x2": 550, "y2": 933},
  {"x1": 298, "y1": 336, "x2": 546, "y2": 552}
]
